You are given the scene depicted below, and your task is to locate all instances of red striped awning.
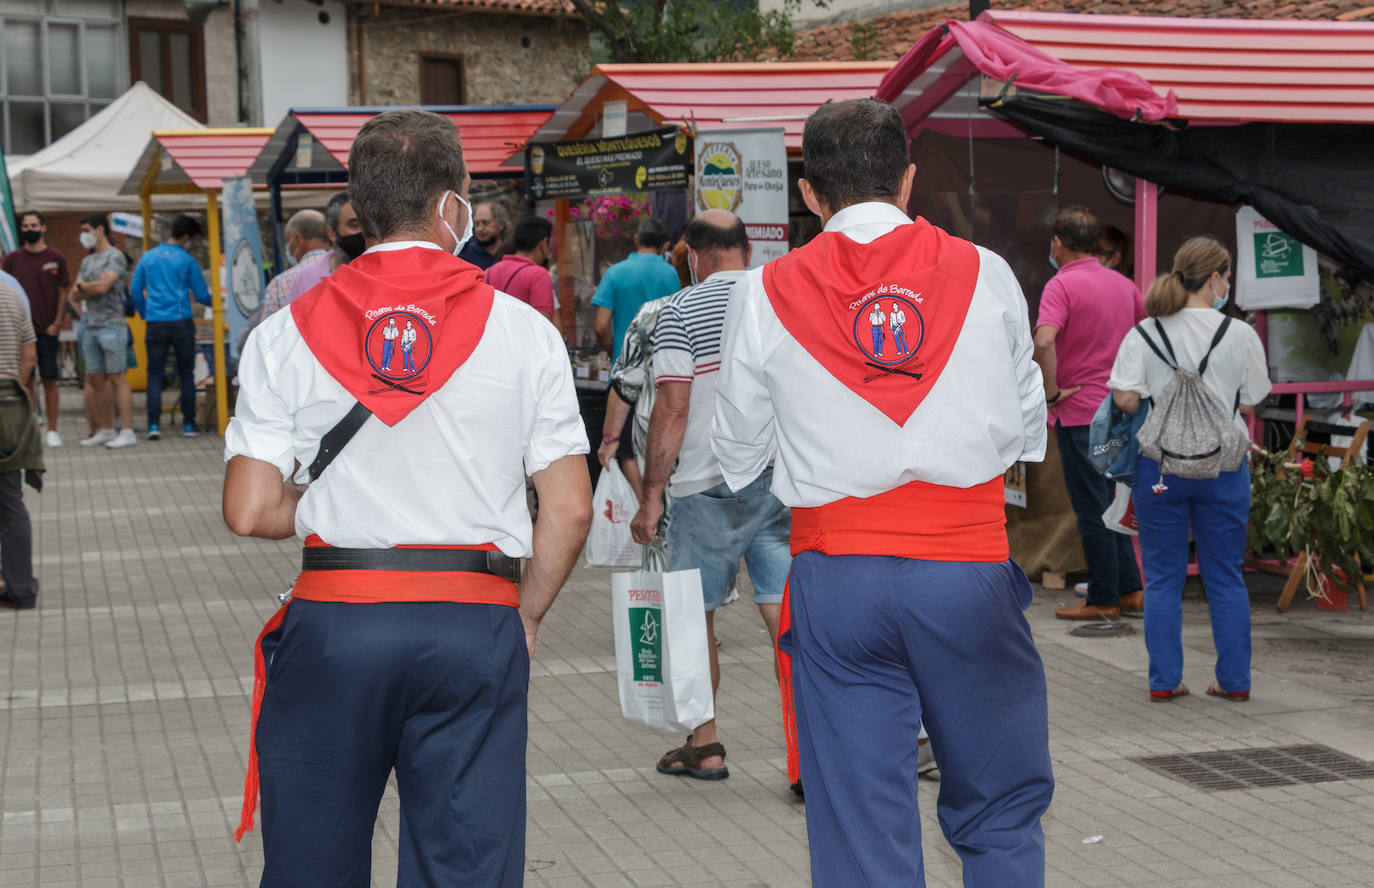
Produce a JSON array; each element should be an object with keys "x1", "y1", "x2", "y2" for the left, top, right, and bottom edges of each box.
[
  {"x1": 525, "y1": 62, "x2": 894, "y2": 156},
  {"x1": 120, "y1": 129, "x2": 274, "y2": 195},
  {"x1": 879, "y1": 11, "x2": 1374, "y2": 125}
]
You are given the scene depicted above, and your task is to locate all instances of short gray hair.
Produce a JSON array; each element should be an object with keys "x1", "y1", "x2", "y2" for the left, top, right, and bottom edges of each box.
[
  {"x1": 479, "y1": 201, "x2": 509, "y2": 229},
  {"x1": 285, "y1": 209, "x2": 327, "y2": 243}
]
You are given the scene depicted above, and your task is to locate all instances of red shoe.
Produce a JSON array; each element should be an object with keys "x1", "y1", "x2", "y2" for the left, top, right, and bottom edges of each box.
[
  {"x1": 1206, "y1": 682, "x2": 1249, "y2": 702},
  {"x1": 1150, "y1": 683, "x2": 1189, "y2": 701}
]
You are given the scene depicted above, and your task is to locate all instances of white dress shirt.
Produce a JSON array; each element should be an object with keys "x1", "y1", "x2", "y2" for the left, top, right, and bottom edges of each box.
[
  {"x1": 225, "y1": 242, "x2": 588, "y2": 556},
  {"x1": 709, "y1": 202, "x2": 1046, "y2": 508}
]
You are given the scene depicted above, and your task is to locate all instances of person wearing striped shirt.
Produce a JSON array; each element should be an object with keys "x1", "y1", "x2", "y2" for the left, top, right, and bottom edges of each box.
[{"x1": 629, "y1": 209, "x2": 790, "y2": 782}]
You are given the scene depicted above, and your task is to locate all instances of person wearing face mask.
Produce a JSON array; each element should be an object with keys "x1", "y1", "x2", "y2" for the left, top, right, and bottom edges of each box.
[
  {"x1": 627, "y1": 210, "x2": 792, "y2": 785},
  {"x1": 260, "y1": 209, "x2": 330, "y2": 319},
  {"x1": 3, "y1": 210, "x2": 72, "y2": 448},
  {"x1": 1033, "y1": 205, "x2": 1147, "y2": 621},
  {"x1": 283, "y1": 192, "x2": 366, "y2": 306},
  {"x1": 71, "y1": 213, "x2": 135, "y2": 450},
  {"x1": 1108, "y1": 236, "x2": 1269, "y2": 703},
  {"x1": 484, "y1": 215, "x2": 555, "y2": 322},
  {"x1": 222, "y1": 109, "x2": 592, "y2": 887}
]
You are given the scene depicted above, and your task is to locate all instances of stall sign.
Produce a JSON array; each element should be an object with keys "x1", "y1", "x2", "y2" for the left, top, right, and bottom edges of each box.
[
  {"x1": 694, "y1": 128, "x2": 789, "y2": 267},
  {"x1": 1235, "y1": 205, "x2": 1319, "y2": 310},
  {"x1": 220, "y1": 174, "x2": 266, "y2": 360},
  {"x1": 525, "y1": 127, "x2": 689, "y2": 202}
]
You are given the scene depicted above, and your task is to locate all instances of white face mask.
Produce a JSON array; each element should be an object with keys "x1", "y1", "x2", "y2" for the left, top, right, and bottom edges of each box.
[
  {"x1": 79, "y1": 231, "x2": 96, "y2": 250},
  {"x1": 687, "y1": 248, "x2": 699, "y2": 286},
  {"x1": 438, "y1": 190, "x2": 474, "y2": 256}
]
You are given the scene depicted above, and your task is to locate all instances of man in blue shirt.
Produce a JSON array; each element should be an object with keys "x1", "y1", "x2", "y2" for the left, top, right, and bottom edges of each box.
[
  {"x1": 129, "y1": 215, "x2": 211, "y2": 439},
  {"x1": 593, "y1": 217, "x2": 679, "y2": 363}
]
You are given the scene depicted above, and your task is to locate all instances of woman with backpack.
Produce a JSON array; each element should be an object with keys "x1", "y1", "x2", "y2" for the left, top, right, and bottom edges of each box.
[{"x1": 1107, "y1": 236, "x2": 1271, "y2": 703}]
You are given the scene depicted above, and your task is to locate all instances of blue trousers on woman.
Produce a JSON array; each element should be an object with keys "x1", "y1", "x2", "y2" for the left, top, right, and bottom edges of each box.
[
  {"x1": 783, "y1": 552, "x2": 1054, "y2": 886},
  {"x1": 1132, "y1": 456, "x2": 1252, "y2": 694}
]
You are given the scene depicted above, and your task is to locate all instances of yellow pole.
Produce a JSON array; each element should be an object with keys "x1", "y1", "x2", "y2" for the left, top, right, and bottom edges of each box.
[{"x1": 206, "y1": 189, "x2": 228, "y2": 436}]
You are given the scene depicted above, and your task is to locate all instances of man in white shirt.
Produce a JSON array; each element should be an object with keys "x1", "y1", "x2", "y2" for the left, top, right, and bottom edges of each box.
[
  {"x1": 628, "y1": 209, "x2": 790, "y2": 783},
  {"x1": 221, "y1": 109, "x2": 592, "y2": 887},
  {"x1": 709, "y1": 99, "x2": 1053, "y2": 886}
]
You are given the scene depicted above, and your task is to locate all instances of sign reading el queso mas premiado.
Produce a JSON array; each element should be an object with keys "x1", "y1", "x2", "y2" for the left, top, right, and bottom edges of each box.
[{"x1": 525, "y1": 127, "x2": 689, "y2": 202}]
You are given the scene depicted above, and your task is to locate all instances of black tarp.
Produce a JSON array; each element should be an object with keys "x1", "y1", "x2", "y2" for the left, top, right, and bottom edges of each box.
[{"x1": 990, "y1": 96, "x2": 1374, "y2": 280}]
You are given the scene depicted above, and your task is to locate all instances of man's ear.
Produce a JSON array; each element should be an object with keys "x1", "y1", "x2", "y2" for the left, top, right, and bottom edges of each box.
[
  {"x1": 895, "y1": 163, "x2": 917, "y2": 212},
  {"x1": 798, "y1": 178, "x2": 826, "y2": 220}
]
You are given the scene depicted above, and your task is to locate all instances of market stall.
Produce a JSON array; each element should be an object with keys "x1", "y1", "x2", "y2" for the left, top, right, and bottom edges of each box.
[
  {"x1": 118, "y1": 128, "x2": 275, "y2": 435},
  {"x1": 246, "y1": 105, "x2": 555, "y2": 270},
  {"x1": 511, "y1": 61, "x2": 894, "y2": 339},
  {"x1": 874, "y1": 11, "x2": 1374, "y2": 578}
]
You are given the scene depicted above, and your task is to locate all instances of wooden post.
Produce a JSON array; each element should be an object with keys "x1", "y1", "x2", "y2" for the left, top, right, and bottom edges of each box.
[
  {"x1": 556, "y1": 199, "x2": 575, "y2": 342},
  {"x1": 205, "y1": 189, "x2": 228, "y2": 436},
  {"x1": 1133, "y1": 177, "x2": 1157, "y2": 296}
]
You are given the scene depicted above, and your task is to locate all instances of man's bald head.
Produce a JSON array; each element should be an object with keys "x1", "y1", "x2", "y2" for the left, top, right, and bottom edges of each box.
[
  {"x1": 284, "y1": 209, "x2": 329, "y2": 260},
  {"x1": 683, "y1": 209, "x2": 751, "y2": 278}
]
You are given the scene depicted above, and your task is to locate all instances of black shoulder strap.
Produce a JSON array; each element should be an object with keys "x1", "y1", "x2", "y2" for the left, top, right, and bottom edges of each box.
[
  {"x1": 308, "y1": 401, "x2": 373, "y2": 482},
  {"x1": 1151, "y1": 319, "x2": 1181, "y2": 368},
  {"x1": 1135, "y1": 322, "x2": 1176, "y2": 370},
  {"x1": 1197, "y1": 316, "x2": 1232, "y2": 378}
]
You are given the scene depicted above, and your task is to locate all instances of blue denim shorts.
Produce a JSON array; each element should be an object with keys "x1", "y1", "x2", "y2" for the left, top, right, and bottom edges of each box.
[
  {"x1": 82, "y1": 323, "x2": 128, "y2": 375},
  {"x1": 666, "y1": 467, "x2": 791, "y2": 611}
]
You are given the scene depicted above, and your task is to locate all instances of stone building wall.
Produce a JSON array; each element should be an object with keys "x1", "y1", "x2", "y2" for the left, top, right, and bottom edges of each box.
[
  {"x1": 352, "y1": 10, "x2": 589, "y2": 107},
  {"x1": 124, "y1": 0, "x2": 238, "y2": 126}
]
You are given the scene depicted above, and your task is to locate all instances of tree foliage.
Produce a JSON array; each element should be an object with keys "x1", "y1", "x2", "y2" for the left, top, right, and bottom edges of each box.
[{"x1": 569, "y1": 0, "x2": 826, "y2": 64}]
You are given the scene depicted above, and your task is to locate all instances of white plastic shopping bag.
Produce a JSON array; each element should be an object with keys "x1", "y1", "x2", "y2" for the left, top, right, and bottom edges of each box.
[
  {"x1": 1102, "y1": 481, "x2": 1138, "y2": 536},
  {"x1": 612, "y1": 557, "x2": 714, "y2": 733},
  {"x1": 585, "y1": 462, "x2": 641, "y2": 567}
]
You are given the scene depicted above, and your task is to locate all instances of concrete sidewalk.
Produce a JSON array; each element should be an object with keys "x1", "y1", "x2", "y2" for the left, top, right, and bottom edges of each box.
[{"x1": 2, "y1": 404, "x2": 1373, "y2": 887}]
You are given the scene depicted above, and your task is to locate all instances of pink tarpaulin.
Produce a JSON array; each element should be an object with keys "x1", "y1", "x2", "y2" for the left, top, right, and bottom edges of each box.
[{"x1": 877, "y1": 19, "x2": 1178, "y2": 123}]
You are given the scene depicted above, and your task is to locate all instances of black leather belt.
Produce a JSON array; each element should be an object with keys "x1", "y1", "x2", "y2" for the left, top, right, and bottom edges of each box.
[{"x1": 301, "y1": 547, "x2": 521, "y2": 583}]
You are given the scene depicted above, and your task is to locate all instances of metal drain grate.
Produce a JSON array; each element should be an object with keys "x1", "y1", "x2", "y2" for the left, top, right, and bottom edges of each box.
[{"x1": 1133, "y1": 744, "x2": 1374, "y2": 791}]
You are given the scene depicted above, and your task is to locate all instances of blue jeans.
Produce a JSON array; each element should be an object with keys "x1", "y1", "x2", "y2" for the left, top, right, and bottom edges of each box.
[
  {"x1": 666, "y1": 468, "x2": 790, "y2": 611},
  {"x1": 1133, "y1": 457, "x2": 1252, "y2": 694},
  {"x1": 783, "y1": 553, "x2": 1053, "y2": 887},
  {"x1": 81, "y1": 323, "x2": 127, "y2": 375},
  {"x1": 145, "y1": 319, "x2": 197, "y2": 429},
  {"x1": 1056, "y1": 423, "x2": 1142, "y2": 606}
]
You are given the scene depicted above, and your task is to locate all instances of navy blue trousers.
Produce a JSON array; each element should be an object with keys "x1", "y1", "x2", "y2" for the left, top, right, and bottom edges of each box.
[
  {"x1": 783, "y1": 553, "x2": 1054, "y2": 887},
  {"x1": 144, "y1": 319, "x2": 197, "y2": 430},
  {"x1": 255, "y1": 600, "x2": 529, "y2": 888},
  {"x1": 1057, "y1": 423, "x2": 1142, "y2": 606}
]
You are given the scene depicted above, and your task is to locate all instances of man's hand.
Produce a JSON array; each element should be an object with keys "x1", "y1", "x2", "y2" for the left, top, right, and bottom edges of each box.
[
  {"x1": 520, "y1": 611, "x2": 541, "y2": 658},
  {"x1": 597, "y1": 437, "x2": 619, "y2": 468},
  {"x1": 45, "y1": 323, "x2": 58, "y2": 337},
  {"x1": 1047, "y1": 384, "x2": 1082, "y2": 404},
  {"x1": 631, "y1": 495, "x2": 663, "y2": 545}
]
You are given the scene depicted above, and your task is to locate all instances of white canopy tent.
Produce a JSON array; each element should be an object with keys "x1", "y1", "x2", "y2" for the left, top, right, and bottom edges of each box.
[{"x1": 7, "y1": 82, "x2": 203, "y2": 212}]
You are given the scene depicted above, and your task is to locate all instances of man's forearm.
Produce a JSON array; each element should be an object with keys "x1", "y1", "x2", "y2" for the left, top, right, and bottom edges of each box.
[
  {"x1": 1033, "y1": 344, "x2": 1059, "y2": 396},
  {"x1": 642, "y1": 405, "x2": 687, "y2": 500},
  {"x1": 520, "y1": 504, "x2": 588, "y2": 626}
]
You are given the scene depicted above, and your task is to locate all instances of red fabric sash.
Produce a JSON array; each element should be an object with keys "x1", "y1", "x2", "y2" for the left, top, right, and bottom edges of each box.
[
  {"x1": 233, "y1": 540, "x2": 517, "y2": 841},
  {"x1": 290, "y1": 246, "x2": 496, "y2": 427},
  {"x1": 774, "y1": 477, "x2": 1009, "y2": 784},
  {"x1": 762, "y1": 218, "x2": 980, "y2": 426}
]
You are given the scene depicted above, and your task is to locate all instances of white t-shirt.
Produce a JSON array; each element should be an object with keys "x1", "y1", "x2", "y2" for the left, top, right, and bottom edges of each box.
[
  {"x1": 651, "y1": 270, "x2": 745, "y2": 497},
  {"x1": 1108, "y1": 308, "x2": 1272, "y2": 434},
  {"x1": 709, "y1": 202, "x2": 1046, "y2": 508},
  {"x1": 225, "y1": 259, "x2": 588, "y2": 556}
]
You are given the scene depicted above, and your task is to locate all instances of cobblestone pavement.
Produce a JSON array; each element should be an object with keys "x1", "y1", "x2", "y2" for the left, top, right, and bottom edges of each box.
[{"x1": 3, "y1": 403, "x2": 1374, "y2": 887}]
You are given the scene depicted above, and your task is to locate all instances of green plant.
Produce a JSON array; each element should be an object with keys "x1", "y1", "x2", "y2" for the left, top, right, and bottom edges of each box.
[{"x1": 1248, "y1": 444, "x2": 1374, "y2": 599}]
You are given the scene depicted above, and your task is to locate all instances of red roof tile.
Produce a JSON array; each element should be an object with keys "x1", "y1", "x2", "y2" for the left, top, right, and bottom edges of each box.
[{"x1": 785, "y1": 0, "x2": 1374, "y2": 61}]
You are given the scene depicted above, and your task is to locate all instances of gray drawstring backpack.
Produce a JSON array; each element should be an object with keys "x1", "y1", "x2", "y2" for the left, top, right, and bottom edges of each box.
[{"x1": 1133, "y1": 317, "x2": 1249, "y2": 480}]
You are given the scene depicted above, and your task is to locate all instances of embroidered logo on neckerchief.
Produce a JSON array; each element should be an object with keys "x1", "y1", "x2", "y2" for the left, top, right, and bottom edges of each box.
[
  {"x1": 364, "y1": 309, "x2": 434, "y2": 395},
  {"x1": 851, "y1": 290, "x2": 927, "y2": 382}
]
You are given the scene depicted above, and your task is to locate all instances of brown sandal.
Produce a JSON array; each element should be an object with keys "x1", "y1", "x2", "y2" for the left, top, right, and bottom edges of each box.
[{"x1": 656, "y1": 735, "x2": 729, "y2": 780}]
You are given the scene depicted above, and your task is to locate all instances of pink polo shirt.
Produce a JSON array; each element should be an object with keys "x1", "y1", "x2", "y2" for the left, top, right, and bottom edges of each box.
[{"x1": 1036, "y1": 257, "x2": 1145, "y2": 426}]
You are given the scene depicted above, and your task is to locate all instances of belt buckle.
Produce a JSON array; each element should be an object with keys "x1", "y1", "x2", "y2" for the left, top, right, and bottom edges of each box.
[{"x1": 486, "y1": 551, "x2": 521, "y2": 584}]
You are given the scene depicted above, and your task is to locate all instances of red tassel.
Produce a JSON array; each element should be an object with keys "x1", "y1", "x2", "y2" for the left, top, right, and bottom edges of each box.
[
  {"x1": 234, "y1": 603, "x2": 289, "y2": 842},
  {"x1": 776, "y1": 578, "x2": 800, "y2": 785}
]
